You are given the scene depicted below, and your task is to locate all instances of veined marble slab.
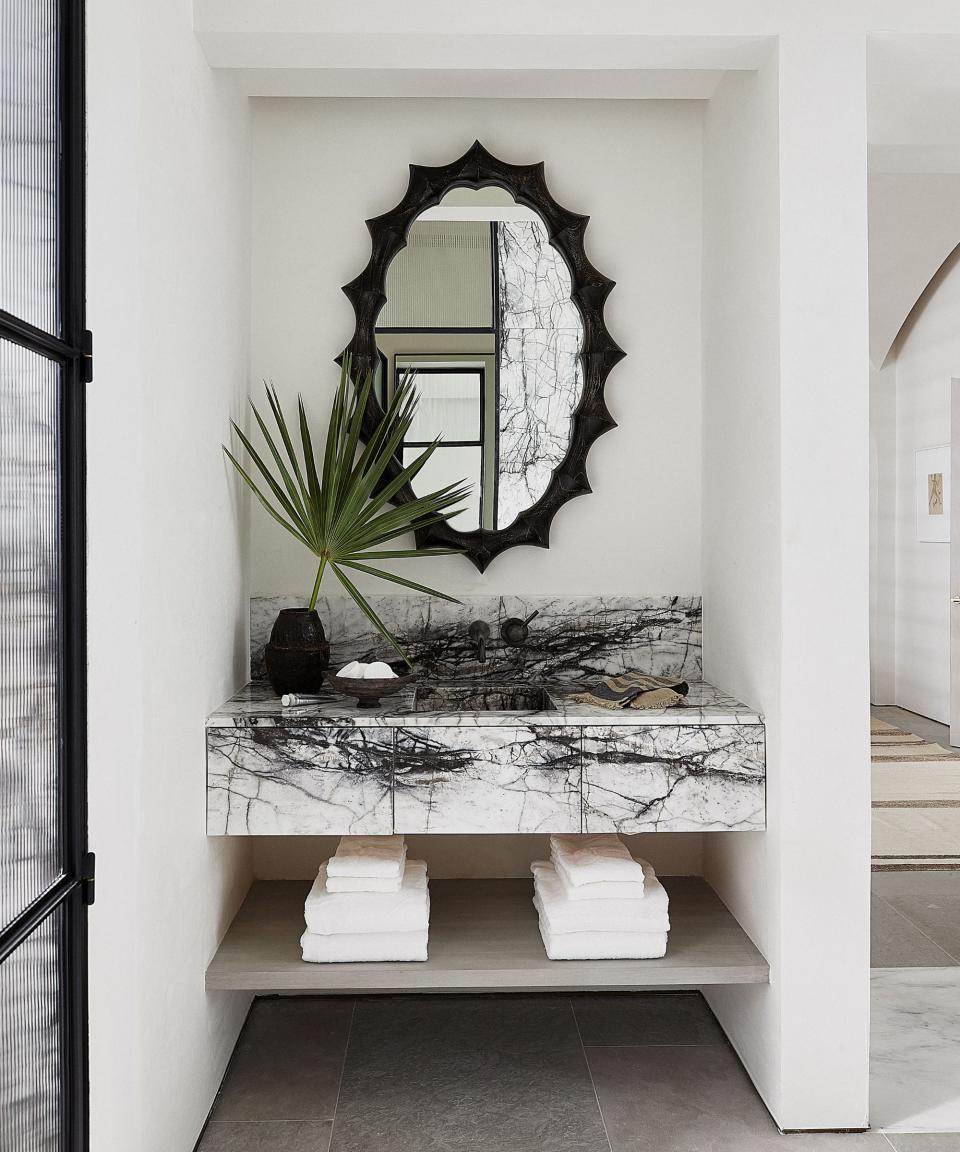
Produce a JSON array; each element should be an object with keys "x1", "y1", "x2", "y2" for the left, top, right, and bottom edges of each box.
[
  {"x1": 871, "y1": 967, "x2": 960, "y2": 1132},
  {"x1": 206, "y1": 726, "x2": 393, "y2": 835},
  {"x1": 582, "y1": 724, "x2": 766, "y2": 834},
  {"x1": 249, "y1": 594, "x2": 703, "y2": 684},
  {"x1": 206, "y1": 679, "x2": 761, "y2": 730},
  {"x1": 394, "y1": 726, "x2": 582, "y2": 834}
]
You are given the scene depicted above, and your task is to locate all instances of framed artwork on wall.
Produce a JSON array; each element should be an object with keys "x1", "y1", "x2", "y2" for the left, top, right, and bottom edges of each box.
[{"x1": 916, "y1": 444, "x2": 950, "y2": 543}]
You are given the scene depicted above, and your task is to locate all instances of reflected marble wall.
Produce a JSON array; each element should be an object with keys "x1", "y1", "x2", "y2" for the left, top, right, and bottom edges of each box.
[{"x1": 496, "y1": 220, "x2": 584, "y2": 529}]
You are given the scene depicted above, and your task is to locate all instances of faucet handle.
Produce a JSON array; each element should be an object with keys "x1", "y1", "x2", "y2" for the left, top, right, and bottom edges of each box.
[
  {"x1": 467, "y1": 620, "x2": 491, "y2": 641},
  {"x1": 500, "y1": 610, "x2": 539, "y2": 648}
]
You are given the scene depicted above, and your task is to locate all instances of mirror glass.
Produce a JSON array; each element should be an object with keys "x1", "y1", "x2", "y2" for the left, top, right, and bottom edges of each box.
[{"x1": 375, "y1": 188, "x2": 585, "y2": 533}]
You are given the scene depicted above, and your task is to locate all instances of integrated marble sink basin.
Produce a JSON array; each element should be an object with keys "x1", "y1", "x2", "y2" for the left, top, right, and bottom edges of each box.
[{"x1": 412, "y1": 682, "x2": 553, "y2": 713}]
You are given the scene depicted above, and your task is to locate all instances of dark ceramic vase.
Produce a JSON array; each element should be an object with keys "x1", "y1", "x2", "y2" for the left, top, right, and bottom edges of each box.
[{"x1": 264, "y1": 608, "x2": 330, "y2": 695}]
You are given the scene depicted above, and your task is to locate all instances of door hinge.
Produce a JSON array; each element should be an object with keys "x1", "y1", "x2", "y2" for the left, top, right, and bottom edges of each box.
[
  {"x1": 80, "y1": 851, "x2": 96, "y2": 906},
  {"x1": 82, "y1": 329, "x2": 93, "y2": 383}
]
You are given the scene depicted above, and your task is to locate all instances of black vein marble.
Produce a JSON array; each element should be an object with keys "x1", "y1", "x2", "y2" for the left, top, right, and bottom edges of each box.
[
  {"x1": 206, "y1": 726, "x2": 394, "y2": 835},
  {"x1": 250, "y1": 594, "x2": 703, "y2": 685},
  {"x1": 394, "y1": 726, "x2": 582, "y2": 834},
  {"x1": 495, "y1": 220, "x2": 584, "y2": 529},
  {"x1": 582, "y1": 725, "x2": 766, "y2": 833}
]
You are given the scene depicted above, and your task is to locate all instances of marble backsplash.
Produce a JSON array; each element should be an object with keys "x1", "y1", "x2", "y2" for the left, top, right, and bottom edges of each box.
[{"x1": 250, "y1": 594, "x2": 702, "y2": 684}]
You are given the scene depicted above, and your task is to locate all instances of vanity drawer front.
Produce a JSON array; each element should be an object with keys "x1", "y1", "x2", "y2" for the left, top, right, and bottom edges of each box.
[
  {"x1": 582, "y1": 724, "x2": 765, "y2": 833},
  {"x1": 393, "y1": 726, "x2": 582, "y2": 834},
  {"x1": 206, "y1": 727, "x2": 394, "y2": 835}
]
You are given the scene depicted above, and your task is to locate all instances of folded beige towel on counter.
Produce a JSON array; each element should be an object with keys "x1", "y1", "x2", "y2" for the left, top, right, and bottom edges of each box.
[{"x1": 567, "y1": 672, "x2": 689, "y2": 711}]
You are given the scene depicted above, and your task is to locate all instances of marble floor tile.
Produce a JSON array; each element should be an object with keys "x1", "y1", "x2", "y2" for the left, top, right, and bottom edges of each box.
[
  {"x1": 212, "y1": 998, "x2": 354, "y2": 1123},
  {"x1": 572, "y1": 991, "x2": 726, "y2": 1046},
  {"x1": 871, "y1": 874, "x2": 960, "y2": 963},
  {"x1": 871, "y1": 969, "x2": 960, "y2": 1132},
  {"x1": 198, "y1": 1121, "x2": 333, "y2": 1151},
  {"x1": 884, "y1": 1137, "x2": 960, "y2": 1150},
  {"x1": 586, "y1": 1044, "x2": 881, "y2": 1152},
  {"x1": 328, "y1": 995, "x2": 609, "y2": 1152},
  {"x1": 871, "y1": 893, "x2": 958, "y2": 968}
]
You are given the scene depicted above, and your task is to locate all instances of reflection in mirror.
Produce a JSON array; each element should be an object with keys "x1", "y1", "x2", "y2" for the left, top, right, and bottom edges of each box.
[{"x1": 375, "y1": 188, "x2": 585, "y2": 533}]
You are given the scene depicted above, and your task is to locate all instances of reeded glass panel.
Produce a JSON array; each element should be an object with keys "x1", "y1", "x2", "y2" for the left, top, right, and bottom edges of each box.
[
  {"x1": 0, "y1": 340, "x2": 61, "y2": 931},
  {"x1": 0, "y1": 0, "x2": 60, "y2": 333},
  {"x1": 0, "y1": 907, "x2": 64, "y2": 1152}
]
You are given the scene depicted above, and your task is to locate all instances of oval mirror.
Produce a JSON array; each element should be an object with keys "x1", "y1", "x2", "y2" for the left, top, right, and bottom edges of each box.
[{"x1": 341, "y1": 142, "x2": 624, "y2": 571}]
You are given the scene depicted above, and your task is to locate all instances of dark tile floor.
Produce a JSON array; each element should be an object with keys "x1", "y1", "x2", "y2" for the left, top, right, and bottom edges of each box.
[{"x1": 198, "y1": 993, "x2": 890, "y2": 1152}]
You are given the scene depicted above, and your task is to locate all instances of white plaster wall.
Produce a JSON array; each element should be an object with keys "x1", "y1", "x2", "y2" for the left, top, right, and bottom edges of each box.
[
  {"x1": 868, "y1": 174, "x2": 960, "y2": 368},
  {"x1": 247, "y1": 96, "x2": 708, "y2": 881},
  {"x1": 700, "y1": 61, "x2": 784, "y2": 1120},
  {"x1": 889, "y1": 253, "x2": 959, "y2": 722},
  {"x1": 248, "y1": 97, "x2": 704, "y2": 599},
  {"x1": 870, "y1": 361, "x2": 897, "y2": 704},
  {"x1": 86, "y1": 2, "x2": 253, "y2": 1149},
  {"x1": 253, "y1": 832, "x2": 704, "y2": 883},
  {"x1": 702, "y1": 44, "x2": 871, "y2": 1130}
]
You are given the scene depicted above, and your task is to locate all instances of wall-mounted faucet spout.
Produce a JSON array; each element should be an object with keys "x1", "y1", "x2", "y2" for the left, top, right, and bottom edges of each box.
[{"x1": 467, "y1": 620, "x2": 491, "y2": 664}]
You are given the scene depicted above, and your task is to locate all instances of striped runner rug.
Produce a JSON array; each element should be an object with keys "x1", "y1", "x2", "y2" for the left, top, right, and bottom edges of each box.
[{"x1": 872, "y1": 718, "x2": 960, "y2": 871}]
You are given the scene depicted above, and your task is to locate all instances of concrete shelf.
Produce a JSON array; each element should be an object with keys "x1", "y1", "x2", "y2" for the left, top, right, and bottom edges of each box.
[{"x1": 206, "y1": 877, "x2": 769, "y2": 994}]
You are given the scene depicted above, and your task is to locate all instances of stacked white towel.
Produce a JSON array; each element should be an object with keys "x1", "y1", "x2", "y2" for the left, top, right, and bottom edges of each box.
[
  {"x1": 326, "y1": 834, "x2": 407, "y2": 885},
  {"x1": 300, "y1": 837, "x2": 429, "y2": 963},
  {"x1": 531, "y1": 834, "x2": 670, "y2": 960}
]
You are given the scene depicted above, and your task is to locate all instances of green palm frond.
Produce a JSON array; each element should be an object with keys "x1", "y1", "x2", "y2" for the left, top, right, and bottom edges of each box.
[{"x1": 224, "y1": 358, "x2": 470, "y2": 661}]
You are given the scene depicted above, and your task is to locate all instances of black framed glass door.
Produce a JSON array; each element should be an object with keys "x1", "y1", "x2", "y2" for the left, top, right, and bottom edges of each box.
[{"x1": 0, "y1": 0, "x2": 90, "y2": 1148}]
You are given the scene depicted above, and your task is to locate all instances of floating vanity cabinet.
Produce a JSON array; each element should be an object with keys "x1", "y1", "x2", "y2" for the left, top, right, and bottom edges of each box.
[
  {"x1": 205, "y1": 680, "x2": 767, "y2": 836},
  {"x1": 393, "y1": 727, "x2": 582, "y2": 834},
  {"x1": 581, "y1": 725, "x2": 766, "y2": 833},
  {"x1": 206, "y1": 726, "x2": 394, "y2": 835}
]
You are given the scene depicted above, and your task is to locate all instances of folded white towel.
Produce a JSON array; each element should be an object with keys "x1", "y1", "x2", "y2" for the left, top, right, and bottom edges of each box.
[
  {"x1": 552, "y1": 855, "x2": 647, "y2": 902},
  {"x1": 533, "y1": 895, "x2": 668, "y2": 960},
  {"x1": 535, "y1": 916, "x2": 668, "y2": 960},
  {"x1": 325, "y1": 873, "x2": 403, "y2": 894},
  {"x1": 531, "y1": 860, "x2": 669, "y2": 935},
  {"x1": 549, "y1": 833, "x2": 646, "y2": 887},
  {"x1": 305, "y1": 860, "x2": 429, "y2": 935},
  {"x1": 300, "y1": 928, "x2": 428, "y2": 963},
  {"x1": 327, "y1": 835, "x2": 407, "y2": 879}
]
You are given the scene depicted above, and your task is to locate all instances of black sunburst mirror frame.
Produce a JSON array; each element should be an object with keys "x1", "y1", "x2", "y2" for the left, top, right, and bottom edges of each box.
[{"x1": 340, "y1": 141, "x2": 625, "y2": 573}]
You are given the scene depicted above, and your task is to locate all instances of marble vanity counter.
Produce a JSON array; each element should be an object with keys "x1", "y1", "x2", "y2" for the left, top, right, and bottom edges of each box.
[
  {"x1": 206, "y1": 678, "x2": 762, "y2": 729},
  {"x1": 207, "y1": 595, "x2": 765, "y2": 836}
]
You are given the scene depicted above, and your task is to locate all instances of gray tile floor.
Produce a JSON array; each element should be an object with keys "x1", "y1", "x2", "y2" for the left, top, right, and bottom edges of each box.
[
  {"x1": 872, "y1": 872, "x2": 960, "y2": 967},
  {"x1": 870, "y1": 705, "x2": 960, "y2": 969},
  {"x1": 199, "y1": 993, "x2": 893, "y2": 1152}
]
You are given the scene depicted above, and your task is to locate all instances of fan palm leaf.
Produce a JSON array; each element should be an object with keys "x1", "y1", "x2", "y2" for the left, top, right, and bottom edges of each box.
[{"x1": 225, "y1": 359, "x2": 470, "y2": 661}]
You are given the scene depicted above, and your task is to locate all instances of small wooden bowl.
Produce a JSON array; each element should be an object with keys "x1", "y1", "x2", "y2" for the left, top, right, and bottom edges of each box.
[{"x1": 325, "y1": 670, "x2": 418, "y2": 709}]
